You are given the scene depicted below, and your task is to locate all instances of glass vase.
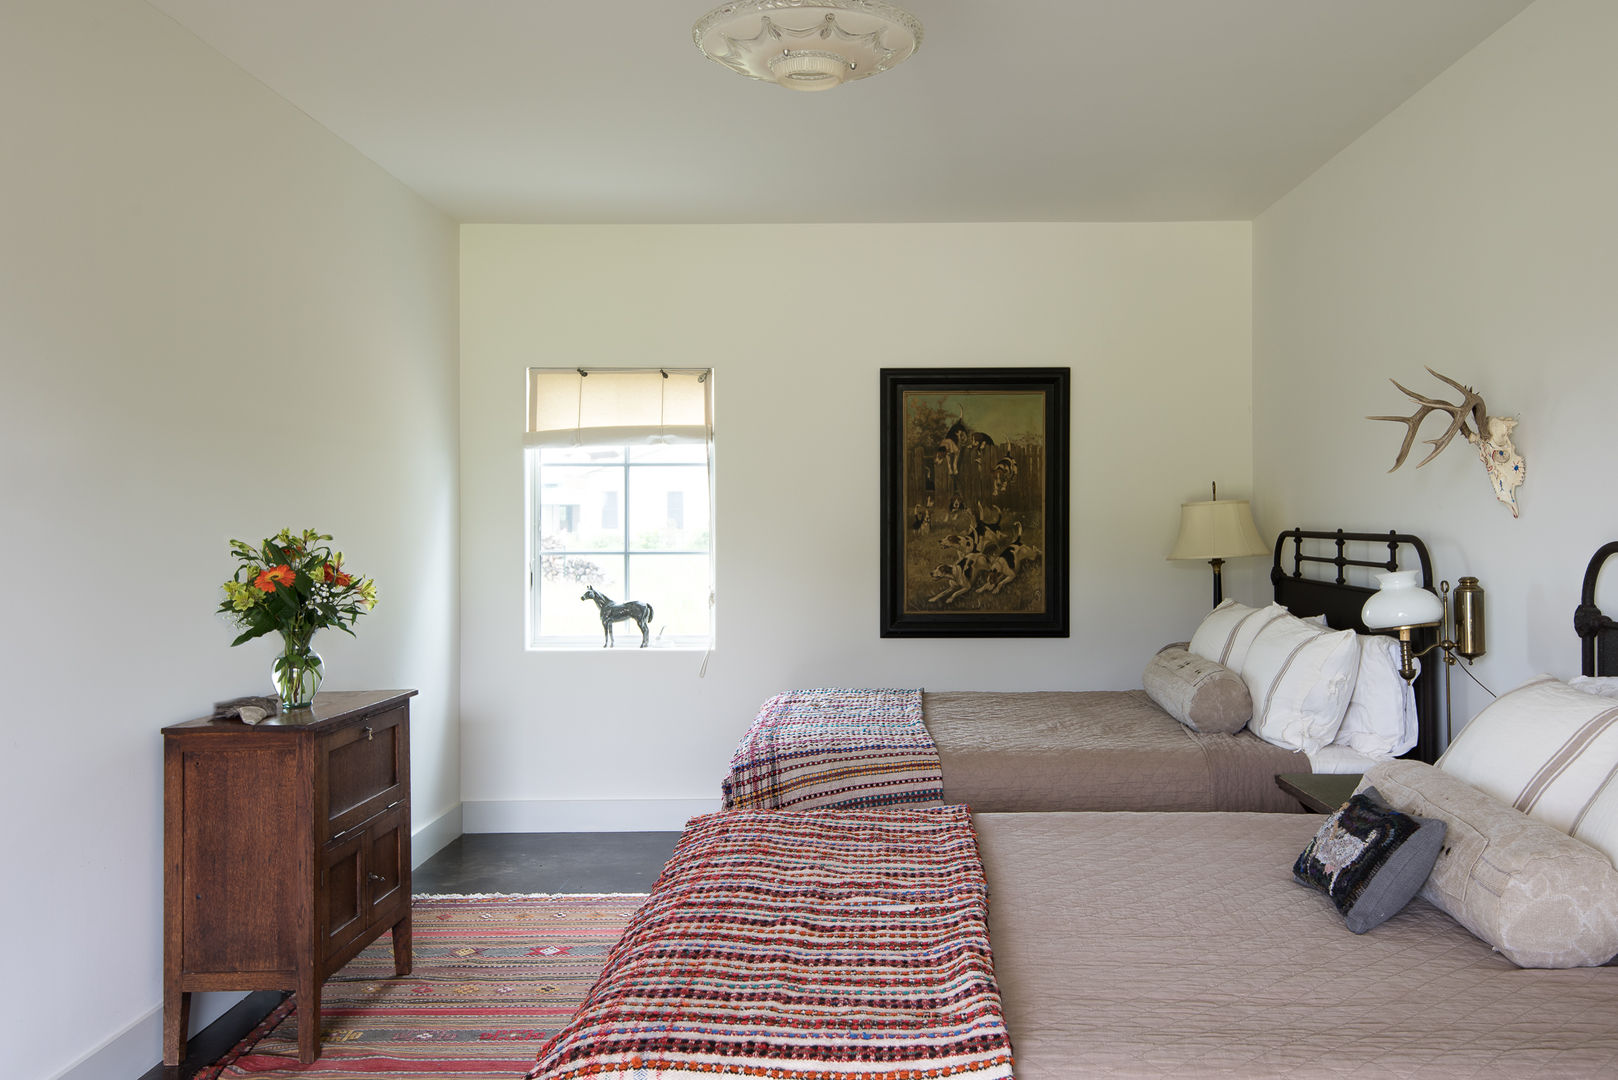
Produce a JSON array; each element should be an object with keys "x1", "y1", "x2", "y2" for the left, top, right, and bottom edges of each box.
[{"x1": 272, "y1": 632, "x2": 324, "y2": 709}]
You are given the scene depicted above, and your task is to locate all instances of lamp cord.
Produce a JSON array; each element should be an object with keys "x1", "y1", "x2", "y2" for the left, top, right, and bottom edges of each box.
[{"x1": 1454, "y1": 657, "x2": 1496, "y2": 699}]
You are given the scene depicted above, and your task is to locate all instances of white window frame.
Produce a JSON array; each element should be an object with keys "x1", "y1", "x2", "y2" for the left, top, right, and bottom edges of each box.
[{"x1": 523, "y1": 368, "x2": 714, "y2": 651}]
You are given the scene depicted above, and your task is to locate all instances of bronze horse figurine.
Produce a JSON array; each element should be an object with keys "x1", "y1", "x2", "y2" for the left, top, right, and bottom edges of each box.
[{"x1": 581, "y1": 586, "x2": 654, "y2": 648}]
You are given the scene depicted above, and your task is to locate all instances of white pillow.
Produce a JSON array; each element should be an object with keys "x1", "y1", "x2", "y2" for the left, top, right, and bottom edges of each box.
[
  {"x1": 1332, "y1": 635, "x2": 1419, "y2": 758},
  {"x1": 1242, "y1": 613, "x2": 1361, "y2": 754},
  {"x1": 1570, "y1": 675, "x2": 1618, "y2": 699},
  {"x1": 1188, "y1": 600, "x2": 1286, "y2": 675},
  {"x1": 1439, "y1": 675, "x2": 1618, "y2": 834},
  {"x1": 1573, "y1": 770, "x2": 1618, "y2": 868}
]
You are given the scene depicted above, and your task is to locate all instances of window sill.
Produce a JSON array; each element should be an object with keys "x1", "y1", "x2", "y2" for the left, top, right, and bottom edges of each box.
[{"x1": 525, "y1": 644, "x2": 712, "y2": 653}]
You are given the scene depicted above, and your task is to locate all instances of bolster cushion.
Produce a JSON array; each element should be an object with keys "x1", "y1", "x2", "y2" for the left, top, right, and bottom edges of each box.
[
  {"x1": 1364, "y1": 759, "x2": 1618, "y2": 969},
  {"x1": 1143, "y1": 646, "x2": 1253, "y2": 735}
]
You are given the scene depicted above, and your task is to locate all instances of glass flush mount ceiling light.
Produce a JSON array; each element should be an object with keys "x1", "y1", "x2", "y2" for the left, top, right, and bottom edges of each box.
[{"x1": 694, "y1": 0, "x2": 923, "y2": 92}]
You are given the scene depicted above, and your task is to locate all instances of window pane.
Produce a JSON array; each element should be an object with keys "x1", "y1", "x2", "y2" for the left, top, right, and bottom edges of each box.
[
  {"x1": 544, "y1": 445, "x2": 624, "y2": 466},
  {"x1": 540, "y1": 463, "x2": 624, "y2": 552},
  {"x1": 529, "y1": 423, "x2": 713, "y2": 648},
  {"x1": 629, "y1": 443, "x2": 706, "y2": 465},
  {"x1": 629, "y1": 464, "x2": 710, "y2": 552},
  {"x1": 538, "y1": 557, "x2": 624, "y2": 640},
  {"x1": 628, "y1": 554, "x2": 711, "y2": 642}
]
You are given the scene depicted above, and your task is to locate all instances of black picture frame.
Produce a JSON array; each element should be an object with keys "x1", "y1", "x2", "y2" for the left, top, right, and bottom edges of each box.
[{"x1": 880, "y1": 367, "x2": 1070, "y2": 637}]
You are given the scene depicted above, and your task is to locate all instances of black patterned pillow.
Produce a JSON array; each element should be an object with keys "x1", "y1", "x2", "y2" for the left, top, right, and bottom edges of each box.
[{"x1": 1293, "y1": 787, "x2": 1446, "y2": 934}]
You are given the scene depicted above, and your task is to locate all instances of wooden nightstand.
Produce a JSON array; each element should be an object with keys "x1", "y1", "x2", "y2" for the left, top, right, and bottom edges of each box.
[
  {"x1": 162, "y1": 689, "x2": 416, "y2": 1066},
  {"x1": 1275, "y1": 772, "x2": 1363, "y2": 814}
]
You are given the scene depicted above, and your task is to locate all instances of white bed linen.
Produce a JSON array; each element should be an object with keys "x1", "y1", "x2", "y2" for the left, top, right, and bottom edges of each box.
[{"x1": 1305, "y1": 742, "x2": 1385, "y2": 773}]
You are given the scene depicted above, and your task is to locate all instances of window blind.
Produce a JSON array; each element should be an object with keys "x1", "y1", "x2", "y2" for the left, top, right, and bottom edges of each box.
[{"x1": 526, "y1": 368, "x2": 712, "y2": 448}]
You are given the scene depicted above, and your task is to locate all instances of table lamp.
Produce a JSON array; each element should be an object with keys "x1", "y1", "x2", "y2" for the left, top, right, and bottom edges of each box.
[{"x1": 1168, "y1": 483, "x2": 1269, "y2": 607}]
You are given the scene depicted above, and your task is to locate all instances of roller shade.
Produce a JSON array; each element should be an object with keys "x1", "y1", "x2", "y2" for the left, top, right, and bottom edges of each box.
[{"x1": 526, "y1": 368, "x2": 712, "y2": 448}]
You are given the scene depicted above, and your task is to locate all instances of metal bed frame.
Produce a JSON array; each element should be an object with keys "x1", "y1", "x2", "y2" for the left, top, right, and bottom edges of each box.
[{"x1": 1271, "y1": 528, "x2": 1442, "y2": 764}]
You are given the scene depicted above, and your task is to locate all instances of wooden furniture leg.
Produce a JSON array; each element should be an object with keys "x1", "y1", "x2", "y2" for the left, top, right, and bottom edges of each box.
[
  {"x1": 163, "y1": 987, "x2": 191, "y2": 1066},
  {"x1": 297, "y1": 971, "x2": 322, "y2": 1063},
  {"x1": 392, "y1": 914, "x2": 413, "y2": 976}
]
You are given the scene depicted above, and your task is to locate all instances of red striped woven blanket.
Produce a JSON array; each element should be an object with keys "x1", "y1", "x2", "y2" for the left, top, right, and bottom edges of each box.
[
  {"x1": 722, "y1": 688, "x2": 944, "y2": 810},
  {"x1": 527, "y1": 806, "x2": 1014, "y2": 1080}
]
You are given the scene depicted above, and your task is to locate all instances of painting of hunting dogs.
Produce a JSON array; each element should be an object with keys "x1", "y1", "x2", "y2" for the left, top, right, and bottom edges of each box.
[{"x1": 880, "y1": 368, "x2": 1070, "y2": 637}]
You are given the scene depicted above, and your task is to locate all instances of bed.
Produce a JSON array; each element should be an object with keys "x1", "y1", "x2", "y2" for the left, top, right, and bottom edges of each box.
[
  {"x1": 530, "y1": 540, "x2": 1618, "y2": 1080},
  {"x1": 979, "y1": 804, "x2": 1618, "y2": 1078},
  {"x1": 726, "y1": 529, "x2": 1444, "y2": 815},
  {"x1": 1576, "y1": 540, "x2": 1618, "y2": 677},
  {"x1": 530, "y1": 793, "x2": 1618, "y2": 1080}
]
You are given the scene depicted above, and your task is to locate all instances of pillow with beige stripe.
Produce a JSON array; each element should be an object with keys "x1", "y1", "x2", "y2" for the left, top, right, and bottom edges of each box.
[
  {"x1": 1188, "y1": 600, "x2": 1285, "y2": 674},
  {"x1": 1573, "y1": 770, "x2": 1618, "y2": 867},
  {"x1": 1364, "y1": 759, "x2": 1618, "y2": 968},
  {"x1": 1240, "y1": 611, "x2": 1361, "y2": 754},
  {"x1": 1438, "y1": 675, "x2": 1618, "y2": 833}
]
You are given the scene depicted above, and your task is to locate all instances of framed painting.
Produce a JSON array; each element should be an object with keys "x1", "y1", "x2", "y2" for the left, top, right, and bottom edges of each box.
[{"x1": 879, "y1": 367, "x2": 1070, "y2": 637}]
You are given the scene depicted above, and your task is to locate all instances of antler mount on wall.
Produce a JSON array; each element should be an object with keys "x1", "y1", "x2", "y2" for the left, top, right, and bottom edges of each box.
[{"x1": 1368, "y1": 367, "x2": 1524, "y2": 518}]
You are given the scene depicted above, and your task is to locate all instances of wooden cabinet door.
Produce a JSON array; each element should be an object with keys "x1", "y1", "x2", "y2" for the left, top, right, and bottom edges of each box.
[
  {"x1": 363, "y1": 801, "x2": 410, "y2": 921},
  {"x1": 320, "y1": 829, "x2": 369, "y2": 962},
  {"x1": 322, "y1": 707, "x2": 408, "y2": 840}
]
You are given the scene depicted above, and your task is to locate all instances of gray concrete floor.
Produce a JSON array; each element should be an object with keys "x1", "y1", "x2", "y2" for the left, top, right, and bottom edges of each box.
[{"x1": 412, "y1": 831, "x2": 680, "y2": 894}]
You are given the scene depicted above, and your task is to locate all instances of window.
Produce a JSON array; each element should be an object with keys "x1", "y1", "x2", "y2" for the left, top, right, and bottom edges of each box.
[{"x1": 525, "y1": 369, "x2": 713, "y2": 649}]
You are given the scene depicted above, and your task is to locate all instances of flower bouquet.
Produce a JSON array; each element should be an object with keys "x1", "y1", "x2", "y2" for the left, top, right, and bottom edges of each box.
[{"x1": 220, "y1": 528, "x2": 377, "y2": 708}]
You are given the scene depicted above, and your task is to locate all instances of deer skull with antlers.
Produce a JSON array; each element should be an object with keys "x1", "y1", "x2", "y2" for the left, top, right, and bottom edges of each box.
[{"x1": 1368, "y1": 367, "x2": 1524, "y2": 517}]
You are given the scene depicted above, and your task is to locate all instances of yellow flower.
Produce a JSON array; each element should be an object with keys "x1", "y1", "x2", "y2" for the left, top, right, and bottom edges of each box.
[
  {"x1": 358, "y1": 579, "x2": 379, "y2": 609},
  {"x1": 223, "y1": 580, "x2": 261, "y2": 611}
]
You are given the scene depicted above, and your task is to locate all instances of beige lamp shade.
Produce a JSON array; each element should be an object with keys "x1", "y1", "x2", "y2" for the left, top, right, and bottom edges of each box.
[{"x1": 1167, "y1": 499, "x2": 1268, "y2": 562}]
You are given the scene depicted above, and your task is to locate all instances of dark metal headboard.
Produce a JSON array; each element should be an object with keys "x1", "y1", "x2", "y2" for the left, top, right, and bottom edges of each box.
[
  {"x1": 1576, "y1": 541, "x2": 1618, "y2": 677},
  {"x1": 1270, "y1": 528, "x2": 1442, "y2": 765}
]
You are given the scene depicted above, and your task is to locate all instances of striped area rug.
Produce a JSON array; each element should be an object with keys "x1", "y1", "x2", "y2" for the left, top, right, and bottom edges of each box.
[{"x1": 197, "y1": 894, "x2": 644, "y2": 1079}]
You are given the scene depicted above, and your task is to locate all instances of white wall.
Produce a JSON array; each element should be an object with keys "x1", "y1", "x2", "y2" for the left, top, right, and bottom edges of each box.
[
  {"x1": 0, "y1": 3, "x2": 460, "y2": 1078},
  {"x1": 1254, "y1": 0, "x2": 1618, "y2": 737},
  {"x1": 460, "y1": 222, "x2": 1255, "y2": 830}
]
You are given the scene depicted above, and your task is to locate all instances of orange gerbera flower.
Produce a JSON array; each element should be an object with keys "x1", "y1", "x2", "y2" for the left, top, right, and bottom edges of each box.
[{"x1": 254, "y1": 564, "x2": 296, "y2": 591}]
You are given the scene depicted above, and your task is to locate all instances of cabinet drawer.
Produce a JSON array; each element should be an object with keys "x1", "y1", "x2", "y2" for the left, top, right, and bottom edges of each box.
[{"x1": 323, "y1": 707, "x2": 407, "y2": 838}]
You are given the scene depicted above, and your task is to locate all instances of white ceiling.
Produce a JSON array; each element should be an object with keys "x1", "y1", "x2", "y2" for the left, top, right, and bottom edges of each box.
[{"x1": 144, "y1": 0, "x2": 1532, "y2": 225}]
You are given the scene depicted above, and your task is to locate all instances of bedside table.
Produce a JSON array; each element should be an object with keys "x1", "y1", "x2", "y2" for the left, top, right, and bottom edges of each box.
[{"x1": 1275, "y1": 772, "x2": 1363, "y2": 814}]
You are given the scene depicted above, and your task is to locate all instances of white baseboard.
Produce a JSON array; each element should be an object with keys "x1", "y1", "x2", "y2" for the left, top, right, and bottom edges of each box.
[
  {"x1": 412, "y1": 802, "x2": 463, "y2": 866},
  {"x1": 53, "y1": 992, "x2": 242, "y2": 1080},
  {"x1": 462, "y1": 797, "x2": 720, "y2": 833}
]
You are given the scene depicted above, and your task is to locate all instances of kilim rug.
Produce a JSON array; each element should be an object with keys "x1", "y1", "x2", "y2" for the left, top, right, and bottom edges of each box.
[{"x1": 196, "y1": 894, "x2": 644, "y2": 1079}]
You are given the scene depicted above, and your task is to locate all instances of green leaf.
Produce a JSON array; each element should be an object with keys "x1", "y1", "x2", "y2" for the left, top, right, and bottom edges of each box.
[{"x1": 231, "y1": 625, "x2": 273, "y2": 647}]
